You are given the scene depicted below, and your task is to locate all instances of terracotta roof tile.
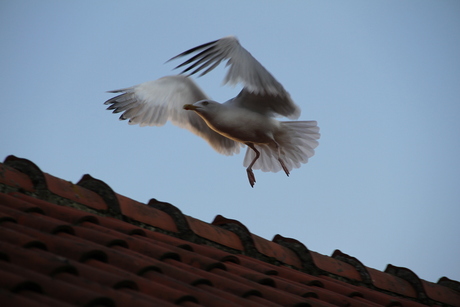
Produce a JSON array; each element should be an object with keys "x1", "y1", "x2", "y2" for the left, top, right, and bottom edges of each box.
[
  {"x1": 1, "y1": 155, "x2": 459, "y2": 307},
  {"x1": 185, "y1": 216, "x2": 244, "y2": 250},
  {"x1": 310, "y1": 251, "x2": 362, "y2": 281},
  {"x1": 0, "y1": 163, "x2": 35, "y2": 193}
]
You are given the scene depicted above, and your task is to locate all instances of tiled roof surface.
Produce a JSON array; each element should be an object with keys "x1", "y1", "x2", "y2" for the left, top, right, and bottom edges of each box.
[{"x1": 1, "y1": 155, "x2": 459, "y2": 307}]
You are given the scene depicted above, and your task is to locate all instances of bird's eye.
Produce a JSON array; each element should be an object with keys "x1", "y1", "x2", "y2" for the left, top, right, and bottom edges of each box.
[{"x1": 202, "y1": 101, "x2": 209, "y2": 106}]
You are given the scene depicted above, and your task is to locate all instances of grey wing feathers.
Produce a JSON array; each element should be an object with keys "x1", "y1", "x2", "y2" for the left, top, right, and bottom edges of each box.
[
  {"x1": 168, "y1": 36, "x2": 301, "y2": 119},
  {"x1": 104, "y1": 75, "x2": 241, "y2": 156},
  {"x1": 168, "y1": 36, "x2": 283, "y2": 95}
]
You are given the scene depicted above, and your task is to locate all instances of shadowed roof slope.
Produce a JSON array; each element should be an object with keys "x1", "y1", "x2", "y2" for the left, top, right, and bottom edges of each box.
[{"x1": 1, "y1": 155, "x2": 459, "y2": 307}]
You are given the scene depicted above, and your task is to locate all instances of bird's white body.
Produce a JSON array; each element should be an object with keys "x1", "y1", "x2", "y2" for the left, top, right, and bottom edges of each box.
[
  {"x1": 194, "y1": 101, "x2": 281, "y2": 145},
  {"x1": 105, "y1": 36, "x2": 320, "y2": 186}
]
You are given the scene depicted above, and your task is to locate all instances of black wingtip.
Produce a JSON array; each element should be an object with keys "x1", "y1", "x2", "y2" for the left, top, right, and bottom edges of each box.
[{"x1": 166, "y1": 39, "x2": 219, "y2": 63}]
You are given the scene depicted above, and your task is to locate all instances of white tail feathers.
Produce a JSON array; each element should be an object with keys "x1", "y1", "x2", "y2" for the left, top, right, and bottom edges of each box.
[{"x1": 243, "y1": 121, "x2": 320, "y2": 173}]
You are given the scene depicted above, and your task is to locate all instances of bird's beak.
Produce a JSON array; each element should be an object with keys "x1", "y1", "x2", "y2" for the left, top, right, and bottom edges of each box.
[{"x1": 183, "y1": 104, "x2": 199, "y2": 111}]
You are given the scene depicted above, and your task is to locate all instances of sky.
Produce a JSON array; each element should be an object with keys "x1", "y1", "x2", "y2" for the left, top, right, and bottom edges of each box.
[{"x1": 1, "y1": 1, "x2": 459, "y2": 283}]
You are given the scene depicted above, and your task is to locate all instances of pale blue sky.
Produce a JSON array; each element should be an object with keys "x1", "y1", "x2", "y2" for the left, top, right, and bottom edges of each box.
[{"x1": 2, "y1": 1, "x2": 459, "y2": 282}]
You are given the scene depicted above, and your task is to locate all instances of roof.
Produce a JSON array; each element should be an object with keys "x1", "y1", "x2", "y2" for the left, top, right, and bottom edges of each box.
[{"x1": 1, "y1": 155, "x2": 459, "y2": 307}]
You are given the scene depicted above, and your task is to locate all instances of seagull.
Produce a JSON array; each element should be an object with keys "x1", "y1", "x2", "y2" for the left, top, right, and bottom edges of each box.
[{"x1": 104, "y1": 36, "x2": 320, "y2": 187}]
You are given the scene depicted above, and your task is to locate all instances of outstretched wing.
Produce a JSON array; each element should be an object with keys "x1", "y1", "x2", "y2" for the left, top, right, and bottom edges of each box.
[
  {"x1": 168, "y1": 36, "x2": 301, "y2": 119},
  {"x1": 104, "y1": 75, "x2": 241, "y2": 155}
]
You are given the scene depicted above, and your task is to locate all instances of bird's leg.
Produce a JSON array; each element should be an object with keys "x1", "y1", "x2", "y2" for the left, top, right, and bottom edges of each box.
[
  {"x1": 245, "y1": 143, "x2": 260, "y2": 187},
  {"x1": 274, "y1": 140, "x2": 290, "y2": 177}
]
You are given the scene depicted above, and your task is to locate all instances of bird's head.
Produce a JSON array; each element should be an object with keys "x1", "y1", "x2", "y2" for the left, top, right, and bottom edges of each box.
[{"x1": 183, "y1": 100, "x2": 219, "y2": 114}]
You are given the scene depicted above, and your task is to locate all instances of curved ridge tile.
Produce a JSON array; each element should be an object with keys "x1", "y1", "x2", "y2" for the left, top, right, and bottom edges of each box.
[
  {"x1": 212, "y1": 218, "x2": 302, "y2": 267},
  {"x1": 332, "y1": 249, "x2": 372, "y2": 283},
  {"x1": 212, "y1": 215, "x2": 258, "y2": 255},
  {"x1": 76, "y1": 174, "x2": 120, "y2": 212},
  {"x1": 385, "y1": 264, "x2": 426, "y2": 300},
  {"x1": 185, "y1": 216, "x2": 244, "y2": 251},
  {"x1": 253, "y1": 234, "x2": 301, "y2": 267},
  {"x1": 147, "y1": 198, "x2": 191, "y2": 235},
  {"x1": 273, "y1": 234, "x2": 319, "y2": 274},
  {"x1": 367, "y1": 266, "x2": 417, "y2": 298},
  {"x1": 79, "y1": 175, "x2": 179, "y2": 233},
  {"x1": 420, "y1": 279, "x2": 460, "y2": 307},
  {"x1": 120, "y1": 196, "x2": 178, "y2": 233},
  {"x1": 310, "y1": 251, "x2": 362, "y2": 281},
  {"x1": 3, "y1": 156, "x2": 47, "y2": 191},
  {"x1": 387, "y1": 265, "x2": 460, "y2": 306},
  {"x1": 438, "y1": 276, "x2": 460, "y2": 292},
  {"x1": 0, "y1": 163, "x2": 35, "y2": 193},
  {"x1": 42, "y1": 173, "x2": 107, "y2": 210}
]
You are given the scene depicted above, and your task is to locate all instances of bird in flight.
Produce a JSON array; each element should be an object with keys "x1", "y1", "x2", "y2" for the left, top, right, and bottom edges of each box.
[{"x1": 104, "y1": 36, "x2": 320, "y2": 187}]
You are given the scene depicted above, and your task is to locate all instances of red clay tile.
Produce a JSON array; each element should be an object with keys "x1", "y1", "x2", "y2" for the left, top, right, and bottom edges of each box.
[
  {"x1": 122, "y1": 269, "x2": 201, "y2": 305},
  {"x1": 248, "y1": 296, "x2": 286, "y2": 307},
  {"x1": 0, "y1": 223, "x2": 46, "y2": 250},
  {"x1": 252, "y1": 233, "x2": 303, "y2": 267},
  {"x1": 185, "y1": 215, "x2": 244, "y2": 250},
  {"x1": 354, "y1": 286, "x2": 428, "y2": 307},
  {"x1": 208, "y1": 265, "x2": 312, "y2": 306},
  {"x1": 273, "y1": 263, "x2": 326, "y2": 287},
  {"x1": 2, "y1": 222, "x2": 110, "y2": 262},
  {"x1": 0, "y1": 291, "x2": 48, "y2": 307},
  {"x1": 146, "y1": 259, "x2": 267, "y2": 306},
  {"x1": 312, "y1": 275, "x2": 364, "y2": 297},
  {"x1": 0, "y1": 193, "x2": 44, "y2": 214},
  {"x1": 17, "y1": 291, "x2": 75, "y2": 307},
  {"x1": 1, "y1": 241, "x2": 77, "y2": 277},
  {"x1": 301, "y1": 296, "x2": 350, "y2": 307},
  {"x1": 366, "y1": 267, "x2": 417, "y2": 297},
  {"x1": 193, "y1": 283, "x2": 268, "y2": 307},
  {"x1": 301, "y1": 283, "x2": 368, "y2": 307},
  {"x1": 136, "y1": 236, "x2": 228, "y2": 271},
  {"x1": 350, "y1": 296, "x2": 388, "y2": 307},
  {"x1": 332, "y1": 249, "x2": 371, "y2": 282},
  {"x1": 113, "y1": 235, "x2": 183, "y2": 262},
  {"x1": 43, "y1": 173, "x2": 108, "y2": 210},
  {"x1": 4, "y1": 247, "x2": 171, "y2": 307},
  {"x1": 57, "y1": 272, "x2": 178, "y2": 307},
  {"x1": 95, "y1": 215, "x2": 146, "y2": 236},
  {"x1": 162, "y1": 258, "x2": 263, "y2": 299},
  {"x1": 310, "y1": 250, "x2": 362, "y2": 280},
  {"x1": 0, "y1": 212, "x2": 16, "y2": 224},
  {"x1": 233, "y1": 254, "x2": 280, "y2": 275},
  {"x1": 118, "y1": 197, "x2": 179, "y2": 233},
  {"x1": 3, "y1": 156, "x2": 46, "y2": 190},
  {"x1": 2, "y1": 207, "x2": 73, "y2": 235},
  {"x1": 143, "y1": 228, "x2": 195, "y2": 247},
  {"x1": 225, "y1": 259, "x2": 377, "y2": 307},
  {"x1": 421, "y1": 279, "x2": 460, "y2": 307},
  {"x1": 0, "y1": 163, "x2": 35, "y2": 192},
  {"x1": 0, "y1": 267, "x2": 42, "y2": 294},
  {"x1": 141, "y1": 269, "x2": 253, "y2": 307},
  {"x1": 98, "y1": 247, "x2": 162, "y2": 276},
  {"x1": 316, "y1": 274, "x2": 422, "y2": 307},
  {"x1": 438, "y1": 276, "x2": 460, "y2": 292},
  {"x1": 4, "y1": 241, "x2": 160, "y2": 303},
  {"x1": 0, "y1": 261, "x2": 114, "y2": 307},
  {"x1": 224, "y1": 262, "x2": 277, "y2": 287},
  {"x1": 73, "y1": 224, "x2": 128, "y2": 248},
  {"x1": 6, "y1": 192, "x2": 100, "y2": 224}
]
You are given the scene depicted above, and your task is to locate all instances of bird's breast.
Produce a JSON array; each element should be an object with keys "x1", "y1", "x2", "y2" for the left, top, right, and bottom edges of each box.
[{"x1": 199, "y1": 107, "x2": 279, "y2": 144}]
